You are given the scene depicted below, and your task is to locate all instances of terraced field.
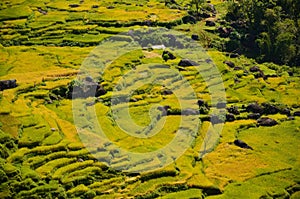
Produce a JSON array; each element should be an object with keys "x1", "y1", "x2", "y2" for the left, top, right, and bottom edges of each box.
[{"x1": 0, "y1": 0, "x2": 300, "y2": 198}]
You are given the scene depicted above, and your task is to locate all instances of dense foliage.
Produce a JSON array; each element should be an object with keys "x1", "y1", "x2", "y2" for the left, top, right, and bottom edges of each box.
[{"x1": 226, "y1": 0, "x2": 300, "y2": 66}]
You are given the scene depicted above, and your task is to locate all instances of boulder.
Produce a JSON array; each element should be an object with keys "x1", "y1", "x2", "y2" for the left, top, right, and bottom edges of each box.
[
  {"x1": 230, "y1": 20, "x2": 246, "y2": 29},
  {"x1": 254, "y1": 70, "x2": 266, "y2": 79},
  {"x1": 216, "y1": 101, "x2": 226, "y2": 109},
  {"x1": 223, "y1": 60, "x2": 235, "y2": 68},
  {"x1": 182, "y1": 15, "x2": 196, "y2": 24},
  {"x1": 234, "y1": 66, "x2": 242, "y2": 70},
  {"x1": 249, "y1": 66, "x2": 260, "y2": 72},
  {"x1": 38, "y1": 8, "x2": 47, "y2": 15},
  {"x1": 106, "y1": 5, "x2": 115, "y2": 9},
  {"x1": 157, "y1": 106, "x2": 170, "y2": 116},
  {"x1": 230, "y1": 53, "x2": 240, "y2": 58},
  {"x1": 205, "y1": 59, "x2": 213, "y2": 63},
  {"x1": 246, "y1": 103, "x2": 263, "y2": 114},
  {"x1": 199, "y1": 12, "x2": 211, "y2": 18},
  {"x1": 210, "y1": 114, "x2": 225, "y2": 124},
  {"x1": 202, "y1": 186, "x2": 222, "y2": 196},
  {"x1": 85, "y1": 76, "x2": 94, "y2": 82},
  {"x1": 164, "y1": 34, "x2": 177, "y2": 47},
  {"x1": 207, "y1": 4, "x2": 217, "y2": 14},
  {"x1": 248, "y1": 113, "x2": 261, "y2": 119},
  {"x1": 161, "y1": 89, "x2": 173, "y2": 95},
  {"x1": 257, "y1": 117, "x2": 278, "y2": 126},
  {"x1": 227, "y1": 105, "x2": 240, "y2": 115},
  {"x1": 234, "y1": 78, "x2": 241, "y2": 83},
  {"x1": 205, "y1": 20, "x2": 216, "y2": 27},
  {"x1": 95, "y1": 85, "x2": 106, "y2": 97},
  {"x1": 191, "y1": 34, "x2": 199, "y2": 41},
  {"x1": 294, "y1": 111, "x2": 300, "y2": 117},
  {"x1": 165, "y1": 0, "x2": 177, "y2": 6},
  {"x1": 0, "y1": 79, "x2": 17, "y2": 91},
  {"x1": 234, "y1": 139, "x2": 253, "y2": 150},
  {"x1": 182, "y1": 108, "x2": 199, "y2": 116},
  {"x1": 178, "y1": 59, "x2": 199, "y2": 66},
  {"x1": 69, "y1": 4, "x2": 79, "y2": 8},
  {"x1": 69, "y1": 77, "x2": 106, "y2": 99},
  {"x1": 217, "y1": 27, "x2": 232, "y2": 38},
  {"x1": 197, "y1": 99, "x2": 205, "y2": 107},
  {"x1": 162, "y1": 50, "x2": 176, "y2": 61},
  {"x1": 262, "y1": 103, "x2": 280, "y2": 115},
  {"x1": 226, "y1": 113, "x2": 235, "y2": 122}
]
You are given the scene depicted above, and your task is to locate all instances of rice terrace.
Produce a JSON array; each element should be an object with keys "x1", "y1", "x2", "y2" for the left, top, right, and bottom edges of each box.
[{"x1": 0, "y1": 0, "x2": 299, "y2": 198}]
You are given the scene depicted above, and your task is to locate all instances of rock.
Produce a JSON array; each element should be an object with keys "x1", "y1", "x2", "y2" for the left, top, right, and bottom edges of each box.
[
  {"x1": 0, "y1": 79, "x2": 17, "y2": 91},
  {"x1": 95, "y1": 85, "x2": 106, "y2": 97},
  {"x1": 178, "y1": 59, "x2": 199, "y2": 66},
  {"x1": 69, "y1": 77, "x2": 106, "y2": 99},
  {"x1": 230, "y1": 20, "x2": 246, "y2": 29},
  {"x1": 262, "y1": 103, "x2": 280, "y2": 115},
  {"x1": 162, "y1": 50, "x2": 176, "y2": 61},
  {"x1": 106, "y1": 5, "x2": 115, "y2": 9},
  {"x1": 182, "y1": 108, "x2": 199, "y2": 115},
  {"x1": 294, "y1": 111, "x2": 300, "y2": 117},
  {"x1": 197, "y1": 99, "x2": 205, "y2": 107},
  {"x1": 157, "y1": 106, "x2": 170, "y2": 116},
  {"x1": 165, "y1": 34, "x2": 176, "y2": 46},
  {"x1": 217, "y1": 27, "x2": 231, "y2": 38},
  {"x1": 246, "y1": 103, "x2": 263, "y2": 114},
  {"x1": 287, "y1": 116, "x2": 295, "y2": 120},
  {"x1": 249, "y1": 66, "x2": 260, "y2": 72},
  {"x1": 205, "y1": 59, "x2": 213, "y2": 63},
  {"x1": 230, "y1": 53, "x2": 239, "y2": 58},
  {"x1": 227, "y1": 106, "x2": 240, "y2": 115},
  {"x1": 210, "y1": 114, "x2": 225, "y2": 124},
  {"x1": 86, "y1": 101, "x2": 96, "y2": 106},
  {"x1": 234, "y1": 66, "x2": 242, "y2": 70},
  {"x1": 248, "y1": 113, "x2": 261, "y2": 119},
  {"x1": 205, "y1": 20, "x2": 216, "y2": 27},
  {"x1": 254, "y1": 70, "x2": 266, "y2": 79},
  {"x1": 182, "y1": 15, "x2": 196, "y2": 24},
  {"x1": 77, "y1": 158, "x2": 84, "y2": 162},
  {"x1": 223, "y1": 60, "x2": 235, "y2": 68},
  {"x1": 207, "y1": 4, "x2": 217, "y2": 14},
  {"x1": 216, "y1": 101, "x2": 226, "y2": 109},
  {"x1": 69, "y1": 4, "x2": 79, "y2": 8},
  {"x1": 191, "y1": 34, "x2": 199, "y2": 41},
  {"x1": 161, "y1": 89, "x2": 173, "y2": 95},
  {"x1": 257, "y1": 117, "x2": 278, "y2": 126},
  {"x1": 234, "y1": 78, "x2": 241, "y2": 83},
  {"x1": 38, "y1": 8, "x2": 47, "y2": 15},
  {"x1": 202, "y1": 186, "x2": 222, "y2": 196},
  {"x1": 85, "y1": 76, "x2": 94, "y2": 82},
  {"x1": 234, "y1": 139, "x2": 253, "y2": 150},
  {"x1": 226, "y1": 113, "x2": 235, "y2": 122},
  {"x1": 200, "y1": 12, "x2": 211, "y2": 18},
  {"x1": 165, "y1": 0, "x2": 177, "y2": 6},
  {"x1": 51, "y1": 128, "x2": 56, "y2": 132}
]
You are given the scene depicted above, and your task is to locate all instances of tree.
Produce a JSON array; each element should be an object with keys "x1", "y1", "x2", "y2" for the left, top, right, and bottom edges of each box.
[
  {"x1": 190, "y1": 0, "x2": 205, "y2": 15},
  {"x1": 225, "y1": 0, "x2": 300, "y2": 66}
]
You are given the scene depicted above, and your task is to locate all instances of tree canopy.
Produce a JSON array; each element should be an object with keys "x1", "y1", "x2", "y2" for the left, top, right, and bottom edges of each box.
[{"x1": 226, "y1": 0, "x2": 300, "y2": 66}]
